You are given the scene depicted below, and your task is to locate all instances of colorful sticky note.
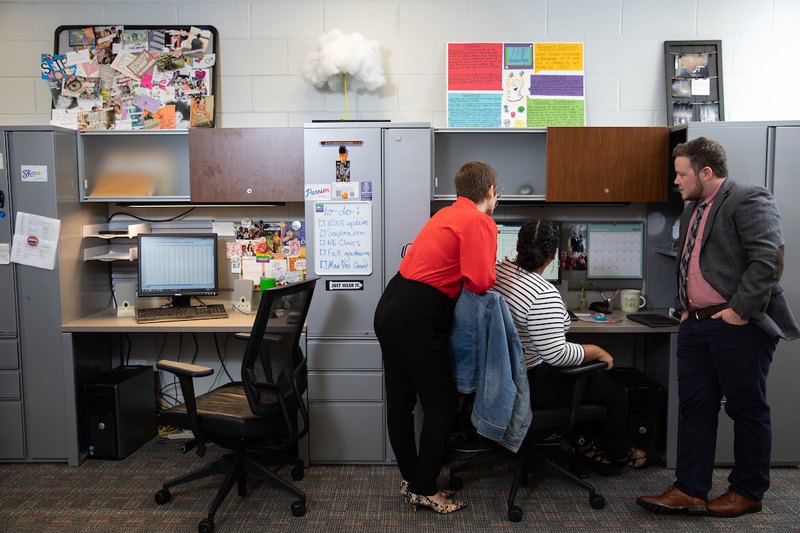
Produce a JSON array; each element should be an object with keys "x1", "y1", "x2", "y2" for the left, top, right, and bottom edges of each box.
[
  {"x1": 534, "y1": 43, "x2": 583, "y2": 73},
  {"x1": 447, "y1": 43, "x2": 504, "y2": 91},
  {"x1": 139, "y1": 72, "x2": 154, "y2": 89},
  {"x1": 527, "y1": 99, "x2": 585, "y2": 127}
]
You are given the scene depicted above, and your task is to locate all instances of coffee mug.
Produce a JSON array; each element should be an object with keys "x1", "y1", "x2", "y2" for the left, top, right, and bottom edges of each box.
[{"x1": 620, "y1": 289, "x2": 646, "y2": 313}]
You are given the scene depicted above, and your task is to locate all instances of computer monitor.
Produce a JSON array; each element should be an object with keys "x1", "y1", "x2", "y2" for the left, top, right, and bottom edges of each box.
[
  {"x1": 137, "y1": 233, "x2": 219, "y2": 307},
  {"x1": 496, "y1": 221, "x2": 561, "y2": 285}
]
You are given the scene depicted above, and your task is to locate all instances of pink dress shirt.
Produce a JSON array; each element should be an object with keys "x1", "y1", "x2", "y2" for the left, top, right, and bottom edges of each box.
[{"x1": 681, "y1": 178, "x2": 728, "y2": 311}]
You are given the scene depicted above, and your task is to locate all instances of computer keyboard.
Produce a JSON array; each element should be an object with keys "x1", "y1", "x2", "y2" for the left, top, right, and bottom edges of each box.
[{"x1": 137, "y1": 304, "x2": 228, "y2": 323}]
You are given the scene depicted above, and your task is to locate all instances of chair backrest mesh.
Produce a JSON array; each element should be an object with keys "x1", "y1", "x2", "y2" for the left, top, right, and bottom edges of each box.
[{"x1": 241, "y1": 279, "x2": 316, "y2": 419}]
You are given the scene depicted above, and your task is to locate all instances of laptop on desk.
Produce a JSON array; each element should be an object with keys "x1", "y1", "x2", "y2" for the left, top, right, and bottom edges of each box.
[{"x1": 627, "y1": 313, "x2": 680, "y2": 327}]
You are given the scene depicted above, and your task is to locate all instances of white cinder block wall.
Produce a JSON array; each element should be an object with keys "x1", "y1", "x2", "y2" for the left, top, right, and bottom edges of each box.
[{"x1": 1, "y1": 0, "x2": 799, "y2": 128}]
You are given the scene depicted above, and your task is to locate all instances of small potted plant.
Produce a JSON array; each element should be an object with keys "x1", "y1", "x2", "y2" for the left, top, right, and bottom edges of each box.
[{"x1": 571, "y1": 277, "x2": 593, "y2": 311}]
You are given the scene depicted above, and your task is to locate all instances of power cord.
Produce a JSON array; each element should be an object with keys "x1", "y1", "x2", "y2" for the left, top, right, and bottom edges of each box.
[{"x1": 107, "y1": 207, "x2": 196, "y2": 223}]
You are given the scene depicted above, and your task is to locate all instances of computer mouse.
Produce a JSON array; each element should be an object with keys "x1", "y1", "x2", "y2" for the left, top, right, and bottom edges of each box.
[{"x1": 594, "y1": 313, "x2": 607, "y2": 321}]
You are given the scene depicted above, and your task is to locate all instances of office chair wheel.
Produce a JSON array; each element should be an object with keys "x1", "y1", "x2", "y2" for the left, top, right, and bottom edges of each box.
[
  {"x1": 590, "y1": 494, "x2": 606, "y2": 510},
  {"x1": 448, "y1": 475, "x2": 464, "y2": 491},
  {"x1": 154, "y1": 489, "x2": 171, "y2": 505},
  {"x1": 291, "y1": 501, "x2": 306, "y2": 517},
  {"x1": 508, "y1": 505, "x2": 524, "y2": 522},
  {"x1": 291, "y1": 466, "x2": 304, "y2": 481},
  {"x1": 198, "y1": 518, "x2": 214, "y2": 533}
]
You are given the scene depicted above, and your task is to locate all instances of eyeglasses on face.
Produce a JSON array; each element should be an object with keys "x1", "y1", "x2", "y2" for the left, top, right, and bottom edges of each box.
[{"x1": 496, "y1": 187, "x2": 503, "y2": 198}]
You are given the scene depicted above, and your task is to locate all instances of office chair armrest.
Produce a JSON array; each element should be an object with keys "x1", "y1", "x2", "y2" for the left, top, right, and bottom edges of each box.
[
  {"x1": 551, "y1": 361, "x2": 608, "y2": 438},
  {"x1": 156, "y1": 360, "x2": 214, "y2": 456},
  {"x1": 550, "y1": 360, "x2": 608, "y2": 376},
  {"x1": 156, "y1": 360, "x2": 214, "y2": 378}
]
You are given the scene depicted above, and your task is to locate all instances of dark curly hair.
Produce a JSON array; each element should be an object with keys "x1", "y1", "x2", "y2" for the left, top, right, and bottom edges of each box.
[{"x1": 516, "y1": 218, "x2": 559, "y2": 273}]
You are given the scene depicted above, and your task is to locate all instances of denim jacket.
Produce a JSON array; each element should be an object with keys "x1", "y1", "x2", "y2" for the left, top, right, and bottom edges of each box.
[{"x1": 448, "y1": 288, "x2": 532, "y2": 453}]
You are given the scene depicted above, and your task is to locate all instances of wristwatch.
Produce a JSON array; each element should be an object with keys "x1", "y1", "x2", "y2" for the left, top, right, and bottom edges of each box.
[{"x1": 734, "y1": 309, "x2": 749, "y2": 321}]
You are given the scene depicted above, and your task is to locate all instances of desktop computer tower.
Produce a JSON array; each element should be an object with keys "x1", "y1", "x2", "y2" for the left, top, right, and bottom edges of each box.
[
  {"x1": 85, "y1": 365, "x2": 156, "y2": 459},
  {"x1": 606, "y1": 368, "x2": 661, "y2": 451}
]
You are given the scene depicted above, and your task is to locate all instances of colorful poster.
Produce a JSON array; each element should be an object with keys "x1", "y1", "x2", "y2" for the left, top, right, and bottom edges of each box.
[{"x1": 447, "y1": 42, "x2": 585, "y2": 128}]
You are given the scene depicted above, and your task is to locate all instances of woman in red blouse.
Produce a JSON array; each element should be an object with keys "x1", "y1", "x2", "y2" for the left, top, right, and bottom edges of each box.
[{"x1": 374, "y1": 161, "x2": 500, "y2": 514}]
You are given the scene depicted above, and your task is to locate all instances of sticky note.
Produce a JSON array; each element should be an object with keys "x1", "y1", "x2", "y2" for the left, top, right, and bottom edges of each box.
[
  {"x1": 534, "y1": 43, "x2": 583, "y2": 73},
  {"x1": 527, "y1": 99, "x2": 585, "y2": 127}
]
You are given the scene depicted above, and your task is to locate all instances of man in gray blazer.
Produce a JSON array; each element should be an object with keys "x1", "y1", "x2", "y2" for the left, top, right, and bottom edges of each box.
[{"x1": 638, "y1": 137, "x2": 799, "y2": 517}]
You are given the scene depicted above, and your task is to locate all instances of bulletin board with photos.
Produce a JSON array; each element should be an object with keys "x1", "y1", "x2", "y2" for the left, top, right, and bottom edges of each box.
[
  {"x1": 47, "y1": 25, "x2": 218, "y2": 131},
  {"x1": 664, "y1": 40, "x2": 724, "y2": 127}
]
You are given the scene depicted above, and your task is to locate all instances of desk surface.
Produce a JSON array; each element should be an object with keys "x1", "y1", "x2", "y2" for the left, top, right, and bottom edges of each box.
[
  {"x1": 568, "y1": 309, "x2": 679, "y2": 334},
  {"x1": 64, "y1": 307, "x2": 678, "y2": 334},
  {"x1": 62, "y1": 306, "x2": 257, "y2": 333}
]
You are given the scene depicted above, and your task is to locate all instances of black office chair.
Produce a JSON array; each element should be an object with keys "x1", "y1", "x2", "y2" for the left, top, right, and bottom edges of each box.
[
  {"x1": 449, "y1": 361, "x2": 608, "y2": 522},
  {"x1": 154, "y1": 278, "x2": 317, "y2": 533}
]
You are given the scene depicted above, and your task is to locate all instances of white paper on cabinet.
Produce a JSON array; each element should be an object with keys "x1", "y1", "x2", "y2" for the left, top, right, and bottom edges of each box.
[{"x1": 10, "y1": 211, "x2": 61, "y2": 270}]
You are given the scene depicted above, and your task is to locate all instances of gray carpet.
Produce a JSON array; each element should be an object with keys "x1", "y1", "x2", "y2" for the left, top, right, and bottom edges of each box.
[{"x1": 1, "y1": 438, "x2": 798, "y2": 532}]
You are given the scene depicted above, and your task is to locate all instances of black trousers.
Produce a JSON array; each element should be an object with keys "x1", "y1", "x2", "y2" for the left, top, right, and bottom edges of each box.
[
  {"x1": 527, "y1": 363, "x2": 632, "y2": 460},
  {"x1": 374, "y1": 273, "x2": 458, "y2": 496},
  {"x1": 674, "y1": 318, "x2": 776, "y2": 502}
]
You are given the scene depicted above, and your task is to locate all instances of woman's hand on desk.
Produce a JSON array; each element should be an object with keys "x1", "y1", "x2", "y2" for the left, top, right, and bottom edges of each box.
[{"x1": 583, "y1": 345, "x2": 614, "y2": 370}]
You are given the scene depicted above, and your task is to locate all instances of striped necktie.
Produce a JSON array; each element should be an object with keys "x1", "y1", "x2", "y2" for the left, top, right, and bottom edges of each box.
[{"x1": 679, "y1": 200, "x2": 707, "y2": 308}]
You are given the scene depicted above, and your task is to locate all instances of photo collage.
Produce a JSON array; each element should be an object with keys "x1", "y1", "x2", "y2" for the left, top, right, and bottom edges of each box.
[
  {"x1": 224, "y1": 220, "x2": 307, "y2": 289},
  {"x1": 44, "y1": 26, "x2": 215, "y2": 130}
]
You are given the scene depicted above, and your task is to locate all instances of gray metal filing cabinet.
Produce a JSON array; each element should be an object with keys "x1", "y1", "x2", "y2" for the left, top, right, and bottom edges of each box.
[
  {"x1": 0, "y1": 127, "x2": 108, "y2": 463},
  {"x1": 303, "y1": 123, "x2": 432, "y2": 463}
]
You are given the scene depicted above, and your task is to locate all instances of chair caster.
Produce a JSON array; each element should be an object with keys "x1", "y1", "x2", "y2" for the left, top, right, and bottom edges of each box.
[
  {"x1": 590, "y1": 494, "x2": 606, "y2": 509},
  {"x1": 154, "y1": 489, "x2": 171, "y2": 505},
  {"x1": 198, "y1": 518, "x2": 214, "y2": 533},
  {"x1": 448, "y1": 475, "x2": 464, "y2": 491},
  {"x1": 291, "y1": 466, "x2": 304, "y2": 481},
  {"x1": 508, "y1": 505, "x2": 524, "y2": 522},
  {"x1": 291, "y1": 501, "x2": 306, "y2": 517}
]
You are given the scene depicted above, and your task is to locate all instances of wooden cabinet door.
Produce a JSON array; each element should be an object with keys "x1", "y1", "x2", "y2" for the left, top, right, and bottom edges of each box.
[
  {"x1": 189, "y1": 128, "x2": 304, "y2": 203},
  {"x1": 546, "y1": 127, "x2": 669, "y2": 202}
]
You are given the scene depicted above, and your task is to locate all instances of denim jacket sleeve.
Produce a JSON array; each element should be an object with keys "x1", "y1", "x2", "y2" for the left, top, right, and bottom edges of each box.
[{"x1": 448, "y1": 288, "x2": 532, "y2": 452}]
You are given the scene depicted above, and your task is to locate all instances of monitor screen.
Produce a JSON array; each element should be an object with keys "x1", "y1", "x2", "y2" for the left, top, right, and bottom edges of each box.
[
  {"x1": 137, "y1": 233, "x2": 219, "y2": 305},
  {"x1": 496, "y1": 222, "x2": 561, "y2": 285}
]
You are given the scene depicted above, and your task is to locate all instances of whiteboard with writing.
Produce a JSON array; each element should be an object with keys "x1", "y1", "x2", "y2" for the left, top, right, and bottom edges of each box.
[{"x1": 313, "y1": 201, "x2": 372, "y2": 275}]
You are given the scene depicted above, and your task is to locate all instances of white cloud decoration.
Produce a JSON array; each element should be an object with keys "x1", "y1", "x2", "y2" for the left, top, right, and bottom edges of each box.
[{"x1": 300, "y1": 29, "x2": 387, "y2": 92}]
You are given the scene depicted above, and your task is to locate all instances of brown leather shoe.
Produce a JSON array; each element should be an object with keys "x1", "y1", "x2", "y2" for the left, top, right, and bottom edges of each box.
[
  {"x1": 707, "y1": 489, "x2": 762, "y2": 517},
  {"x1": 637, "y1": 485, "x2": 707, "y2": 515}
]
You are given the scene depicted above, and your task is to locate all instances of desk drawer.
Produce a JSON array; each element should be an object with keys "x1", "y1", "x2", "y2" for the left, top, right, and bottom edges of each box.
[
  {"x1": 309, "y1": 402, "x2": 384, "y2": 462},
  {"x1": 0, "y1": 403, "x2": 25, "y2": 459},
  {"x1": 307, "y1": 340, "x2": 382, "y2": 370},
  {"x1": 308, "y1": 372, "x2": 383, "y2": 401},
  {"x1": 0, "y1": 372, "x2": 21, "y2": 399},
  {"x1": 0, "y1": 341, "x2": 19, "y2": 369}
]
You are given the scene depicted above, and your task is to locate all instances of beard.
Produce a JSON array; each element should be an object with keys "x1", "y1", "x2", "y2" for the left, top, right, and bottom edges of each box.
[{"x1": 682, "y1": 179, "x2": 704, "y2": 201}]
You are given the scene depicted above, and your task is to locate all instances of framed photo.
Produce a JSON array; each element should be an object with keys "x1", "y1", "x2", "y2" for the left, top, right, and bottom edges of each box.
[{"x1": 664, "y1": 40, "x2": 724, "y2": 126}]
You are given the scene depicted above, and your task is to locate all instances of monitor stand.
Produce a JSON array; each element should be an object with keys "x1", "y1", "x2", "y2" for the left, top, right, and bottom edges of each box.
[{"x1": 171, "y1": 296, "x2": 193, "y2": 308}]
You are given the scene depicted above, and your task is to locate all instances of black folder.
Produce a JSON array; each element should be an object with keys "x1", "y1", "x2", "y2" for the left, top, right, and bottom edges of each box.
[{"x1": 627, "y1": 313, "x2": 680, "y2": 327}]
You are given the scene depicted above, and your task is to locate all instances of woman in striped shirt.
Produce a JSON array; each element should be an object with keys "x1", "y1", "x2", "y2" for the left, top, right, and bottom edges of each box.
[{"x1": 493, "y1": 218, "x2": 657, "y2": 474}]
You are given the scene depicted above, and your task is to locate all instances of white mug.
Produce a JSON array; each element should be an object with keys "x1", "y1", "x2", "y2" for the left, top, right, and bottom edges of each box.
[{"x1": 620, "y1": 289, "x2": 646, "y2": 313}]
